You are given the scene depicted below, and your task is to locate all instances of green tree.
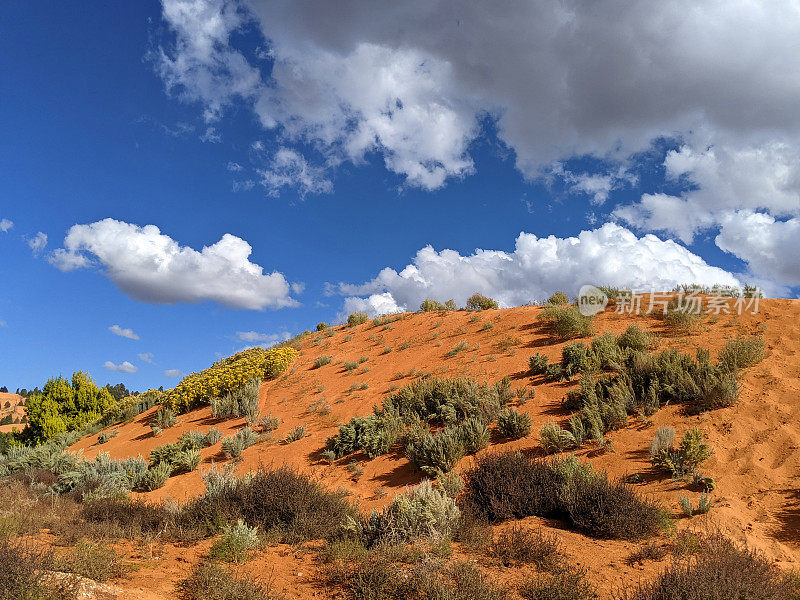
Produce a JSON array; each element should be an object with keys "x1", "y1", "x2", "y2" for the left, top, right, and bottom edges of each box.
[{"x1": 24, "y1": 371, "x2": 115, "y2": 444}]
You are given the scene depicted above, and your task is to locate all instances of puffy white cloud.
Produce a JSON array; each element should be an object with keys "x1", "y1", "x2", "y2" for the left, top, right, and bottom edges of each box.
[
  {"x1": 337, "y1": 223, "x2": 741, "y2": 312},
  {"x1": 109, "y1": 325, "x2": 140, "y2": 340},
  {"x1": 0, "y1": 219, "x2": 13, "y2": 233},
  {"x1": 49, "y1": 218, "x2": 298, "y2": 310},
  {"x1": 338, "y1": 292, "x2": 402, "y2": 320},
  {"x1": 152, "y1": 0, "x2": 262, "y2": 122},
  {"x1": 104, "y1": 361, "x2": 138, "y2": 374},
  {"x1": 716, "y1": 211, "x2": 800, "y2": 289},
  {"x1": 615, "y1": 140, "x2": 800, "y2": 242},
  {"x1": 156, "y1": 0, "x2": 800, "y2": 190},
  {"x1": 138, "y1": 352, "x2": 155, "y2": 364},
  {"x1": 259, "y1": 148, "x2": 333, "y2": 197},
  {"x1": 164, "y1": 369, "x2": 185, "y2": 378},
  {"x1": 26, "y1": 232, "x2": 47, "y2": 256},
  {"x1": 235, "y1": 330, "x2": 290, "y2": 344}
]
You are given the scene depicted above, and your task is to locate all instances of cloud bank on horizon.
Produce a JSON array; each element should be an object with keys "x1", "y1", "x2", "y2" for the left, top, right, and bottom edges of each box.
[{"x1": 146, "y1": 0, "x2": 799, "y2": 310}]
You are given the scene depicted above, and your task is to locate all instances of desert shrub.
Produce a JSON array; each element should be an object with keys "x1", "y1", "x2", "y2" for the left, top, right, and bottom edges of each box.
[
  {"x1": 257, "y1": 415, "x2": 279, "y2": 432},
  {"x1": 0, "y1": 539, "x2": 55, "y2": 600},
  {"x1": 649, "y1": 426, "x2": 675, "y2": 458},
  {"x1": 97, "y1": 429, "x2": 118, "y2": 444},
  {"x1": 663, "y1": 299, "x2": 703, "y2": 332},
  {"x1": 328, "y1": 556, "x2": 508, "y2": 600},
  {"x1": 437, "y1": 470, "x2": 464, "y2": 498},
  {"x1": 651, "y1": 427, "x2": 712, "y2": 479},
  {"x1": 529, "y1": 353, "x2": 549, "y2": 374},
  {"x1": 590, "y1": 332, "x2": 624, "y2": 369},
  {"x1": 347, "y1": 312, "x2": 370, "y2": 326},
  {"x1": 183, "y1": 465, "x2": 356, "y2": 543},
  {"x1": 316, "y1": 322, "x2": 327, "y2": 331},
  {"x1": 466, "y1": 293, "x2": 499, "y2": 311},
  {"x1": 150, "y1": 442, "x2": 182, "y2": 467},
  {"x1": 313, "y1": 355, "x2": 332, "y2": 369},
  {"x1": 222, "y1": 427, "x2": 260, "y2": 458},
  {"x1": 462, "y1": 452, "x2": 665, "y2": 539},
  {"x1": 617, "y1": 324, "x2": 654, "y2": 352},
  {"x1": 492, "y1": 525, "x2": 563, "y2": 569},
  {"x1": 561, "y1": 342, "x2": 596, "y2": 377},
  {"x1": 497, "y1": 408, "x2": 531, "y2": 439},
  {"x1": 547, "y1": 291, "x2": 569, "y2": 305},
  {"x1": 81, "y1": 497, "x2": 174, "y2": 538},
  {"x1": 211, "y1": 377, "x2": 260, "y2": 420},
  {"x1": 284, "y1": 425, "x2": 305, "y2": 443},
  {"x1": 172, "y1": 448, "x2": 202, "y2": 474},
  {"x1": 141, "y1": 462, "x2": 171, "y2": 491},
  {"x1": 55, "y1": 539, "x2": 124, "y2": 582},
  {"x1": 164, "y1": 347, "x2": 297, "y2": 413},
  {"x1": 405, "y1": 427, "x2": 466, "y2": 475},
  {"x1": 326, "y1": 377, "x2": 509, "y2": 460},
  {"x1": 177, "y1": 561, "x2": 276, "y2": 600},
  {"x1": 152, "y1": 406, "x2": 176, "y2": 430},
  {"x1": 210, "y1": 519, "x2": 260, "y2": 563},
  {"x1": 461, "y1": 452, "x2": 563, "y2": 522},
  {"x1": 718, "y1": 336, "x2": 766, "y2": 372},
  {"x1": 360, "y1": 479, "x2": 460, "y2": 545},
  {"x1": 538, "y1": 305, "x2": 594, "y2": 339},
  {"x1": 56, "y1": 452, "x2": 149, "y2": 499},
  {"x1": 458, "y1": 417, "x2": 491, "y2": 453},
  {"x1": 518, "y1": 564, "x2": 594, "y2": 600},
  {"x1": 622, "y1": 535, "x2": 797, "y2": 600},
  {"x1": 179, "y1": 430, "x2": 206, "y2": 450},
  {"x1": 557, "y1": 459, "x2": 667, "y2": 539},
  {"x1": 23, "y1": 371, "x2": 116, "y2": 444},
  {"x1": 420, "y1": 298, "x2": 447, "y2": 312},
  {"x1": 539, "y1": 421, "x2": 577, "y2": 453}
]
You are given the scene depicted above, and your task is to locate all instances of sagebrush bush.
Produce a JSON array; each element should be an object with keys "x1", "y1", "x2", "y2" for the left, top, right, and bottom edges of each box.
[
  {"x1": 461, "y1": 452, "x2": 666, "y2": 539},
  {"x1": 178, "y1": 561, "x2": 276, "y2": 600},
  {"x1": 313, "y1": 355, "x2": 332, "y2": 369},
  {"x1": 649, "y1": 426, "x2": 676, "y2": 459},
  {"x1": 617, "y1": 324, "x2": 654, "y2": 352},
  {"x1": 622, "y1": 534, "x2": 797, "y2": 600},
  {"x1": 497, "y1": 408, "x2": 531, "y2": 439},
  {"x1": 718, "y1": 336, "x2": 766, "y2": 372},
  {"x1": 326, "y1": 377, "x2": 510, "y2": 460},
  {"x1": 405, "y1": 427, "x2": 466, "y2": 475},
  {"x1": 360, "y1": 479, "x2": 460, "y2": 545},
  {"x1": 284, "y1": 425, "x2": 305, "y2": 443},
  {"x1": 0, "y1": 539, "x2": 55, "y2": 600},
  {"x1": 164, "y1": 347, "x2": 296, "y2": 413},
  {"x1": 141, "y1": 462, "x2": 172, "y2": 491},
  {"x1": 210, "y1": 519, "x2": 260, "y2": 563},
  {"x1": 347, "y1": 312, "x2": 369, "y2": 326},
  {"x1": 529, "y1": 353, "x2": 549, "y2": 374},
  {"x1": 55, "y1": 539, "x2": 124, "y2": 582},
  {"x1": 651, "y1": 427, "x2": 712, "y2": 478},
  {"x1": 466, "y1": 293, "x2": 499, "y2": 311},
  {"x1": 518, "y1": 564, "x2": 594, "y2": 600},
  {"x1": 458, "y1": 417, "x2": 491, "y2": 454},
  {"x1": 539, "y1": 421, "x2": 577, "y2": 453},
  {"x1": 420, "y1": 298, "x2": 455, "y2": 312},
  {"x1": 183, "y1": 465, "x2": 357, "y2": 542},
  {"x1": 222, "y1": 427, "x2": 259, "y2": 458},
  {"x1": 172, "y1": 448, "x2": 202, "y2": 474},
  {"x1": 547, "y1": 291, "x2": 569, "y2": 305},
  {"x1": 538, "y1": 305, "x2": 594, "y2": 339},
  {"x1": 211, "y1": 377, "x2": 260, "y2": 420},
  {"x1": 492, "y1": 525, "x2": 563, "y2": 569}
]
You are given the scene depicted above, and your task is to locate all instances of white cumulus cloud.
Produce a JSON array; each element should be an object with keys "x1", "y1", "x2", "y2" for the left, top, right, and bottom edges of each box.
[
  {"x1": 336, "y1": 223, "x2": 741, "y2": 313},
  {"x1": 164, "y1": 369, "x2": 185, "y2": 378},
  {"x1": 138, "y1": 352, "x2": 155, "y2": 364},
  {"x1": 27, "y1": 232, "x2": 48, "y2": 256},
  {"x1": 49, "y1": 218, "x2": 298, "y2": 310},
  {"x1": 104, "y1": 361, "x2": 138, "y2": 374},
  {"x1": 109, "y1": 324, "x2": 140, "y2": 340},
  {"x1": 235, "y1": 330, "x2": 291, "y2": 344},
  {"x1": 259, "y1": 148, "x2": 332, "y2": 198},
  {"x1": 0, "y1": 219, "x2": 13, "y2": 233}
]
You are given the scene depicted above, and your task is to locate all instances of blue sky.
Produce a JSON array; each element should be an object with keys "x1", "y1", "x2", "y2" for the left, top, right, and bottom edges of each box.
[{"x1": 2, "y1": 1, "x2": 799, "y2": 392}]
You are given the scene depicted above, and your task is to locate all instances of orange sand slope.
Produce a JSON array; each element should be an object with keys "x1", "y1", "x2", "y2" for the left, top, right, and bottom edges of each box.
[
  {"x1": 70, "y1": 300, "x2": 800, "y2": 577},
  {"x1": 0, "y1": 392, "x2": 25, "y2": 433}
]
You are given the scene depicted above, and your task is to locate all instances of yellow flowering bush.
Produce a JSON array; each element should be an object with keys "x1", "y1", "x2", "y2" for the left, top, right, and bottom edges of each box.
[{"x1": 164, "y1": 347, "x2": 297, "y2": 413}]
